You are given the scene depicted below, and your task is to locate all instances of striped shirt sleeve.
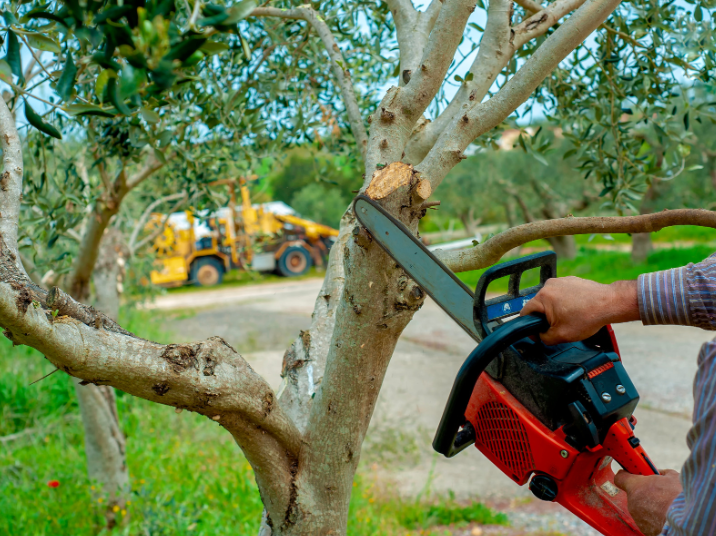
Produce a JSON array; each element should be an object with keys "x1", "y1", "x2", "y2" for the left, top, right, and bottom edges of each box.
[
  {"x1": 662, "y1": 340, "x2": 716, "y2": 535},
  {"x1": 637, "y1": 253, "x2": 716, "y2": 330}
]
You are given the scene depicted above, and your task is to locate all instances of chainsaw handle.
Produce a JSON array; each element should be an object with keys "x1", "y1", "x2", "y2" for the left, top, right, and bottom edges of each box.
[
  {"x1": 433, "y1": 314, "x2": 550, "y2": 457},
  {"x1": 473, "y1": 251, "x2": 556, "y2": 338}
]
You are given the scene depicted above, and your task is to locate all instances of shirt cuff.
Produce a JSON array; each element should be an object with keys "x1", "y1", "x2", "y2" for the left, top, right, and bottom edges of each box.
[{"x1": 637, "y1": 268, "x2": 692, "y2": 327}]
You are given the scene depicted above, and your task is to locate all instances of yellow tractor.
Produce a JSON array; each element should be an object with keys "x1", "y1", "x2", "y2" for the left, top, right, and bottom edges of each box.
[{"x1": 148, "y1": 178, "x2": 340, "y2": 287}]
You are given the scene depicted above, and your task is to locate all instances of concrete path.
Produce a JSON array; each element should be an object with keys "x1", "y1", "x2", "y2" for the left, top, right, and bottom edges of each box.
[{"x1": 156, "y1": 278, "x2": 713, "y2": 534}]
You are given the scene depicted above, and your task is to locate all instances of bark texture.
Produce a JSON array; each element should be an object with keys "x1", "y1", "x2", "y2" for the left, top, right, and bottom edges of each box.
[
  {"x1": 73, "y1": 379, "x2": 129, "y2": 527},
  {"x1": 631, "y1": 233, "x2": 653, "y2": 263},
  {"x1": 72, "y1": 228, "x2": 132, "y2": 526}
]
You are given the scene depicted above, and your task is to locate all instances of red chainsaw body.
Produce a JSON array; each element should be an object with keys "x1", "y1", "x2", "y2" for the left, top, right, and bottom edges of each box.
[{"x1": 464, "y1": 328, "x2": 655, "y2": 536}]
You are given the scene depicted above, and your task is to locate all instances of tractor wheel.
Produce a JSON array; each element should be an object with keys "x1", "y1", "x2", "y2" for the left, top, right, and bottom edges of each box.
[
  {"x1": 191, "y1": 257, "x2": 224, "y2": 287},
  {"x1": 276, "y1": 246, "x2": 312, "y2": 277}
]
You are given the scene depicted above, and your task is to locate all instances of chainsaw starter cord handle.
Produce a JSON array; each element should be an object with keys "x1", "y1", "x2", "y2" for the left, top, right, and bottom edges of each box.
[{"x1": 433, "y1": 314, "x2": 551, "y2": 457}]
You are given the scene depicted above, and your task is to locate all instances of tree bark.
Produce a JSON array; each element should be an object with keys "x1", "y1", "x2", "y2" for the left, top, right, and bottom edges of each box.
[
  {"x1": 75, "y1": 228, "x2": 131, "y2": 527},
  {"x1": 545, "y1": 234, "x2": 577, "y2": 259},
  {"x1": 73, "y1": 380, "x2": 129, "y2": 527},
  {"x1": 459, "y1": 207, "x2": 481, "y2": 237},
  {"x1": 631, "y1": 233, "x2": 652, "y2": 263},
  {"x1": 631, "y1": 180, "x2": 659, "y2": 263}
]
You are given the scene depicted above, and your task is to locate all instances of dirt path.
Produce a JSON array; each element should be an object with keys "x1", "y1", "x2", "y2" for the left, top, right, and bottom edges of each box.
[{"x1": 154, "y1": 278, "x2": 712, "y2": 535}]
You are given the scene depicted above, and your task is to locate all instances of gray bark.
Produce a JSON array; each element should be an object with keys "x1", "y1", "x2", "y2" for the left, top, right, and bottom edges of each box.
[
  {"x1": 74, "y1": 228, "x2": 131, "y2": 527},
  {"x1": 631, "y1": 233, "x2": 653, "y2": 263},
  {"x1": 73, "y1": 380, "x2": 129, "y2": 528},
  {"x1": 546, "y1": 234, "x2": 577, "y2": 259}
]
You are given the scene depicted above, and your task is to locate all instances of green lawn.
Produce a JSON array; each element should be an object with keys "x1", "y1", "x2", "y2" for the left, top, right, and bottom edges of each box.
[{"x1": 0, "y1": 310, "x2": 505, "y2": 536}]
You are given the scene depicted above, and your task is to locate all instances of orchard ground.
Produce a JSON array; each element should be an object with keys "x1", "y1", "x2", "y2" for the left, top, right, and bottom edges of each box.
[{"x1": 2, "y1": 230, "x2": 715, "y2": 536}]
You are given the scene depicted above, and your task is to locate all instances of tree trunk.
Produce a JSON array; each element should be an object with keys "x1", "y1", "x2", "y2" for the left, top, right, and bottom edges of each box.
[
  {"x1": 631, "y1": 233, "x2": 653, "y2": 263},
  {"x1": 631, "y1": 179, "x2": 659, "y2": 263},
  {"x1": 545, "y1": 235, "x2": 577, "y2": 259},
  {"x1": 459, "y1": 207, "x2": 481, "y2": 237},
  {"x1": 73, "y1": 380, "x2": 129, "y2": 527},
  {"x1": 74, "y1": 229, "x2": 130, "y2": 527}
]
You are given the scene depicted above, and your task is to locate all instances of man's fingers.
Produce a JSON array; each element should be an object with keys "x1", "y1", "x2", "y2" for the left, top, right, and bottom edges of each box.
[
  {"x1": 614, "y1": 470, "x2": 643, "y2": 493},
  {"x1": 540, "y1": 331, "x2": 562, "y2": 346},
  {"x1": 659, "y1": 469, "x2": 679, "y2": 477},
  {"x1": 520, "y1": 297, "x2": 545, "y2": 317}
]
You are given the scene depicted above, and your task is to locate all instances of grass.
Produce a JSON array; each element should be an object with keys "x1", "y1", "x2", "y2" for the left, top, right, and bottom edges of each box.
[
  {"x1": 457, "y1": 245, "x2": 715, "y2": 293},
  {"x1": 0, "y1": 310, "x2": 506, "y2": 536}
]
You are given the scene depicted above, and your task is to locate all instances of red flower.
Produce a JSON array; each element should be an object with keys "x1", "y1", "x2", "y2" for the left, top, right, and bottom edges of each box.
[{"x1": 47, "y1": 480, "x2": 60, "y2": 488}]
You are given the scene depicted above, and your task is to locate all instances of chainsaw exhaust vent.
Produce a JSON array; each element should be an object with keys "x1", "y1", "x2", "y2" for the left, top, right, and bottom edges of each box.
[{"x1": 474, "y1": 401, "x2": 535, "y2": 478}]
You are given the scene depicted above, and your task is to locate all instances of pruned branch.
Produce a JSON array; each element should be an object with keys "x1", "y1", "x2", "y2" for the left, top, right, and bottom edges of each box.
[
  {"x1": 416, "y1": 0, "x2": 622, "y2": 187},
  {"x1": 436, "y1": 209, "x2": 716, "y2": 272},
  {"x1": 251, "y1": 6, "x2": 368, "y2": 158}
]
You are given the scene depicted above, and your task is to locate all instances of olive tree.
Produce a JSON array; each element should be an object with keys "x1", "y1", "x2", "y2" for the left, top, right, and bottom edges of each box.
[{"x1": 1, "y1": 0, "x2": 715, "y2": 534}]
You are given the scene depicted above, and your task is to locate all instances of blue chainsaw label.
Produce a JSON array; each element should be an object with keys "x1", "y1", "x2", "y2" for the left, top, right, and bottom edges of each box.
[{"x1": 486, "y1": 293, "x2": 537, "y2": 321}]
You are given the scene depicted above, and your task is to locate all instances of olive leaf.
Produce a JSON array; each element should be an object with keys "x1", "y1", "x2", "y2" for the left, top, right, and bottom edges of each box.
[
  {"x1": 24, "y1": 100, "x2": 62, "y2": 139},
  {"x1": 56, "y1": 51, "x2": 77, "y2": 102}
]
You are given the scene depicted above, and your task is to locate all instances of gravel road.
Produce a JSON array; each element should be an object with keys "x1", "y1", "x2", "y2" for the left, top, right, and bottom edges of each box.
[{"x1": 152, "y1": 277, "x2": 712, "y2": 535}]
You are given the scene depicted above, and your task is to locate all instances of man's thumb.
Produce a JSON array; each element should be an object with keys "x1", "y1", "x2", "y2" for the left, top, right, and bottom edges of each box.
[{"x1": 614, "y1": 470, "x2": 641, "y2": 493}]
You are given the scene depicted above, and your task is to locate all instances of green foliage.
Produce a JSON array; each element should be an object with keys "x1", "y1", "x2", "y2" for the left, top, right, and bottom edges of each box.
[
  {"x1": 430, "y1": 137, "x2": 600, "y2": 236},
  {"x1": 268, "y1": 147, "x2": 361, "y2": 204},
  {"x1": 0, "y1": 342, "x2": 75, "y2": 437},
  {"x1": 291, "y1": 183, "x2": 348, "y2": 228},
  {"x1": 542, "y1": 1, "x2": 716, "y2": 212},
  {"x1": 266, "y1": 146, "x2": 359, "y2": 226}
]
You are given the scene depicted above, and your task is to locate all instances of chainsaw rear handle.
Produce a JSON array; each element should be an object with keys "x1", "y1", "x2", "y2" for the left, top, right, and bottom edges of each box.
[
  {"x1": 433, "y1": 313, "x2": 550, "y2": 457},
  {"x1": 474, "y1": 251, "x2": 556, "y2": 338}
]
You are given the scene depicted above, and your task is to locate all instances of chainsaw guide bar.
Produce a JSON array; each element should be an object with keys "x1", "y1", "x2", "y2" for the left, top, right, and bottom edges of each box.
[{"x1": 353, "y1": 195, "x2": 479, "y2": 341}]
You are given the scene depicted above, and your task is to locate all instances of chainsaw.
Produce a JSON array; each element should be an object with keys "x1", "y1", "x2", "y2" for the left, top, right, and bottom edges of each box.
[{"x1": 354, "y1": 195, "x2": 658, "y2": 536}]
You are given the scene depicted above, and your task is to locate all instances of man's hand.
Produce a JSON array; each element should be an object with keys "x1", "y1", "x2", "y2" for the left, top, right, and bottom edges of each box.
[
  {"x1": 519, "y1": 276, "x2": 640, "y2": 345},
  {"x1": 614, "y1": 469, "x2": 682, "y2": 536}
]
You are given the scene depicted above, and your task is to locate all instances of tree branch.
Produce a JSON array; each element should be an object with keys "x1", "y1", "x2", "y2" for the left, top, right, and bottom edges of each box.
[
  {"x1": 514, "y1": 0, "x2": 543, "y2": 14},
  {"x1": 436, "y1": 209, "x2": 716, "y2": 272},
  {"x1": 125, "y1": 153, "x2": 166, "y2": 190},
  {"x1": 0, "y1": 271, "x2": 300, "y2": 518},
  {"x1": 416, "y1": 0, "x2": 622, "y2": 188},
  {"x1": 387, "y1": 0, "x2": 442, "y2": 85},
  {"x1": 251, "y1": 7, "x2": 368, "y2": 159},
  {"x1": 69, "y1": 154, "x2": 166, "y2": 300},
  {"x1": 404, "y1": 0, "x2": 588, "y2": 163},
  {"x1": 128, "y1": 192, "x2": 187, "y2": 254},
  {"x1": 363, "y1": 0, "x2": 478, "y2": 182}
]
